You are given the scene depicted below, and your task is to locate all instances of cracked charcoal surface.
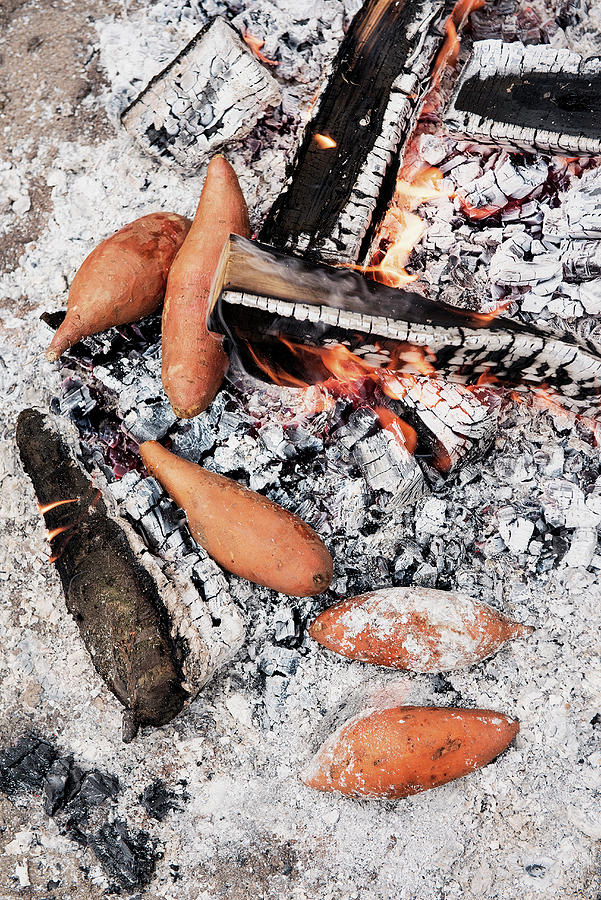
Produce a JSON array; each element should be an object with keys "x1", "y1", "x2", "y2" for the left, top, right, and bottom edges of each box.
[
  {"x1": 0, "y1": 734, "x2": 157, "y2": 889},
  {"x1": 1, "y1": 0, "x2": 601, "y2": 898}
]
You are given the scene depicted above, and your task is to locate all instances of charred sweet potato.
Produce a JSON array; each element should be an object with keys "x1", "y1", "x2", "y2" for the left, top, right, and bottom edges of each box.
[
  {"x1": 161, "y1": 155, "x2": 250, "y2": 418},
  {"x1": 16, "y1": 409, "x2": 188, "y2": 741},
  {"x1": 300, "y1": 705, "x2": 519, "y2": 799},
  {"x1": 309, "y1": 586, "x2": 532, "y2": 672},
  {"x1": 139, "y1": 440, "x2": 333, "y2": 596}
]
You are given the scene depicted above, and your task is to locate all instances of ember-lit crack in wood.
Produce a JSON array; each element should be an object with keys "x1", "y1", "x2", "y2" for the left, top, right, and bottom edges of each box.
[
  {"x1": 260, "y1": 0, "x2": 456, "y2": 263},
  {"x1": 444, "y1": 40, "x2": 601, "y2": 155},
  {"x1": 16, "y1": 409, "x2": 189, "y2": 741}
]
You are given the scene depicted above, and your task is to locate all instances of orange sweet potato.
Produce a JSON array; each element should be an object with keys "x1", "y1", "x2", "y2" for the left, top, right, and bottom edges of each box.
[
  {"x1": 300, "y1": 705, "x2": 519, "y2": 799},
  {"x1": 139, "y1": 440, "x2": 333, "y2": 596},
  {"x1": 309, "y1": 586, "x2": 532, "y2": 672},
  {"x1": 46, "y1": 212, "x2": 191, "y2": 361},
  {"x1": 161, "y1": 155, "x2": 250, "y2": 419}
]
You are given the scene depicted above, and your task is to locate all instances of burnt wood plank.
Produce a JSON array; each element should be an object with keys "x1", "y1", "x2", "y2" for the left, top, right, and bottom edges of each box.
[
  {"x1": 207, "y1": 236, "x2": 601, "y2": 417},
  {"x1": 444, "y1": 40, "x2": 601, "y2": 155},
  {"x1": 260, "y1": 0, "x2": 455, "y2": 263}
]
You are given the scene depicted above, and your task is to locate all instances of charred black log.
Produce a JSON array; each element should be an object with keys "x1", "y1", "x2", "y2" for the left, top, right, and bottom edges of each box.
[
  {"x1": 444, "y1": 40, "x2": 601, "y2": 156},
  {"x1": 260, "y1": 0, "x2": 456, "y2": 264},
  {"x1": 208, "y1": 236, "x2": 601, "y2": 418},
  {"x1": 16, "y1": 409, "x2": 188, "y2": 741}
]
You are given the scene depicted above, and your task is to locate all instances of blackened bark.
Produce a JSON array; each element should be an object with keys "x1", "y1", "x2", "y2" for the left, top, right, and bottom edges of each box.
[{"x1": 16, "y1": 409, "x2": 188, "y2": 740}]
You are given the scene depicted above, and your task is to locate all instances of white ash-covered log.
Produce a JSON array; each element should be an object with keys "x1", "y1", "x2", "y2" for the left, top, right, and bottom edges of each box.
[
  {"x1": 383, "y1": 375, "x2": 501, "y2": 473},
  {"x1": 208, "y1": 235, "x2": 601, "y2": 417},
  {"x1": 121, "y1": 17, "x2": 281, "y2": 173},
  {"x1": 444, "y1": 40, "x2": 601, "y2": 155},
  {"x1": 259, "y1": 0, "x2": 457, "y2": 264}
]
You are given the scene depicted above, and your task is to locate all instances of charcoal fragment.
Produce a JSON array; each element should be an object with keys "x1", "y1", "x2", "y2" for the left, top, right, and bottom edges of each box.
[
  {"x1": 0, "y1": 733, "x2": 57, "y2": 796},
  {"x1": 139, "y1": 779, "x2": 184, "y2": 821},
  {"x1": 89, "y1": 819, "x2": 159, "y2": 889}
]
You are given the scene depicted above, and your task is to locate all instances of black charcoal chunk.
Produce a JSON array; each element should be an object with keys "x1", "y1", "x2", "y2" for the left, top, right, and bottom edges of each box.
[
  {"x1": 89, "y1": 819, "x2": 159, "y2": 889},
  {"x1": 139, "y1": 779, "x2": 183, "y2": 821},
  {"x1": 0, "y1": 733, "x2": 58, "y2": 796}
]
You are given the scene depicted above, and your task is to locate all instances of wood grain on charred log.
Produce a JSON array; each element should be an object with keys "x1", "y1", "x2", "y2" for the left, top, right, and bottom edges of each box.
[
  {"x1": 444, "y1": 40, "x2": 601, "y2": 155},
  {"x1": 260, "y1": 0, "x2": 455, "y2": 263},
  {"x1": 16, "y1": 409, "x2": 188, "y2": 741},
  {"x1": 208, "y1": 236, "x2": 601, "y2": 417}
]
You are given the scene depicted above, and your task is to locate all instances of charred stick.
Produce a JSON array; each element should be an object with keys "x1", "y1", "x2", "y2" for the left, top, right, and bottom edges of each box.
[
  {"x1": 260, "y1": 0, "x2": 456, "y2": 263},
  {"x1": 16, "y1": 409, "x2": 188, "y2": 741}
]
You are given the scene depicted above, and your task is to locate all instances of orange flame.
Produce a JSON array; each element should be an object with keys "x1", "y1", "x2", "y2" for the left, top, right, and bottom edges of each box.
[
  {"x1": 469, "y1": 299, "x2": 513, "y2": 325},
  {"x1": 37, "y1": 498, "x2": 79, "y2": 515},
  {"x1": 374, "y1": 406, "x2": 418, "y2": 453},
  {"x1": 242, "y1": 31, "x2": 279, "y2": 66},
  {"x1": 313, "y1": 133, "x2": 337, "y2": 149},
  {"x1": 46, "y1": 524, "x2": 73, "y2": 542},
  {"x1": 365, "y1": 166, "x2": 448, "y2": 287}
]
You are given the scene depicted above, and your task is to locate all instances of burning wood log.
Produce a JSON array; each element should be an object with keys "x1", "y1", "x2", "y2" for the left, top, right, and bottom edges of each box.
[
  {"x1": 208, "y1": 235, "x2": 601, "y2": 417},
  {"x1": 383, "y1": 375, "x2": 501, "y2": 472},
  {"x1": 259, "y1": 0, "x2": 456, "y2": 264},
  {"x1": 121, "y1": 18, "x2": 281, "y2": 173},
  {"x1": 444, "y1": 40, "x2": 601, "y2": 156},
  {"x1": 16, "y1": 409, "x2": 224, "y2": 742}
]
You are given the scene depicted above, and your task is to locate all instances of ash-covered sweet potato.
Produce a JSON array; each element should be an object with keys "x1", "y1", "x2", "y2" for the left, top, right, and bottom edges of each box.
[
  {"x1": 161, "y1": 155, "x2": 250, "y2": 419},
  {"x1": 300, "y1": 705, "x2": 519, "y2": 799},
  {"x1": 309, "y1": 586, "x2": 532, "y2": 672},
  {"x1": 139, "y1": 440, "x2": 333, "y2": 596},
  {"x1": 46, "y1": 212, "x2": 191, "y2": 361}
]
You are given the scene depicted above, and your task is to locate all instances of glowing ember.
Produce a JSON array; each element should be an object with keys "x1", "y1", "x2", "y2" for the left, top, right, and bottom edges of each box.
[
  {"x1": 313, "y1": 133, "x2": 337, "y2": 150},
  {"x1": 37, "y1": 498, "x2": 79, "y2": 515},
  {"x1": 366, "y1": 166, "x2": 448, "y2": 287},
  {"x1": 45, "y1": 525, "x2": 74, "y2": 542},
  {"x1": 374, "y1": 406, "x2": 418, "y2": 453},
  {"x1": 458, "y1": 197, "x2": 503, "y2": 221},
  {"x1": 433, "y1": 19, "x2": 460, "y2": 86},
  {"x1": 242, "y1": 31, "x2": 279, "y2": 66}
]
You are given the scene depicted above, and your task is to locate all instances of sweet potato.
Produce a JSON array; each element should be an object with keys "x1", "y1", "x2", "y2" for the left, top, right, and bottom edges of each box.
[
  {"x1": 309, "y1": 586, "x2": 532, "y2": 672},
  {"x1": 46, "y1": 212, "x2": 191, "y2": 361},
  {"x1": 161, "y1": 155, "x2": 250, "y2": 418},
  {"x1": 300, "y1": 705, "x2": 519, "y2": 799},
  {"x1": 139, "y1": 441, "x2": 333, "y2": 596}
]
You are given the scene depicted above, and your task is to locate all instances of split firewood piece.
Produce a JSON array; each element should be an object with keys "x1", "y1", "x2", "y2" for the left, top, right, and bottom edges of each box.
[
  {"x1": 139, "y1": 441, "x2": 333, "y2": 597},
  {"x1": 260, "y1": 0, "x2": 458, "y2": 264},
  {"x1": 381, "y1": 375, "x2": 501, "y2": 473},
  {"x1": 444, "y1": 40, "x2": 601, "y2": 156},
  {"x1": 207, "y1": 235, "x2": 601, "y2": 419},
  {"x1": 46, "y1": 212, "x2": 191, "y2": 362},
  {"x1": 309, "y1": 586, "x2": 532, "y2": 672},
  {"x1": 161, "y1": 155, "x2": 250, "y2": 419},
  {"x1": 121, "y1": 17, "x2": 281, "y2": 174},
  {"x1": 300, "y1": 705, "x2": 519, "y2": 799},
  {"x1": 16, "y1": 409, "x2": 190, "y2": 742}
]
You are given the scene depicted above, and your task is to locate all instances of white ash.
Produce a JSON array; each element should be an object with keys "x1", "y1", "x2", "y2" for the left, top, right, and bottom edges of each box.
[{"x1": 1, "y1": 0, "x2": 601, "y2": 897}]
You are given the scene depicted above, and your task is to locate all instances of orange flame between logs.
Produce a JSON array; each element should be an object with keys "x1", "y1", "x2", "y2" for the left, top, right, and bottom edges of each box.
[
  {"x1": 242, "y1": 31, "x2": 279, "y2": 66},
  {"x1": 314, "y1": 133, "x2": 337, "y2": 150}
]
